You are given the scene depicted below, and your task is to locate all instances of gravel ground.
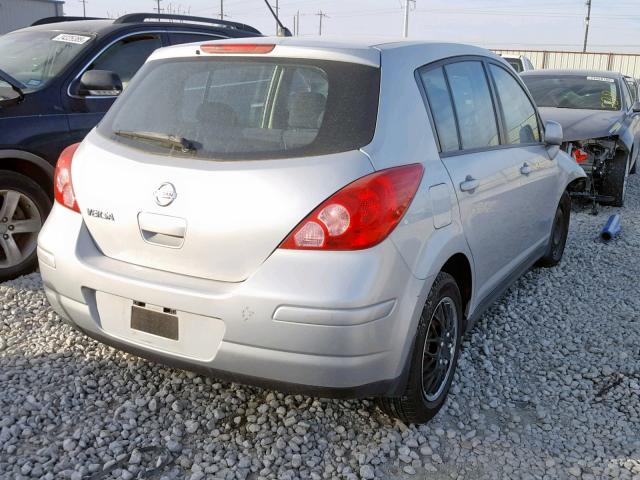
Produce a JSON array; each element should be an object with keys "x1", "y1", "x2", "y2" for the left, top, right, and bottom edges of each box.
[{"x1": 1, "y1": 176, "x2": 640, "y2": 480}]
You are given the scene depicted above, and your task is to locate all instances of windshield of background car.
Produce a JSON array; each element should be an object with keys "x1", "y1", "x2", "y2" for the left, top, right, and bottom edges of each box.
[
  {"x1": 522, "y1": 75, "x2": 621, "y2": 111},
  {"x1": 0, "y1": 30, "x2": 93, "y2": 91},
  {"x1": 98, "y1": 57, "x2": 381, "y2": 160}
]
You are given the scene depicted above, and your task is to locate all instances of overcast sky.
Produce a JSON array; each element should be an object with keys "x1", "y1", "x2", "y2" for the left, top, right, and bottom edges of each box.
[{"x1": 65, "y1": 0, "x2": 640, "y2": 53}]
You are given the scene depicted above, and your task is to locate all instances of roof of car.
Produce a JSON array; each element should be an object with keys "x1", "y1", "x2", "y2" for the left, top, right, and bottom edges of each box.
[
  {"x1": 153, "y1": 35, "x2": 502, "y2": 57},
  {"x1": 521, "y1": 69, "x2": 622, "y2": 79},
  {"x1": 12, "y1": 14, "x2": 260, "y2": 37},
  {"x1": 148, "y1": 36, "x2": 505, "y2": 70}
]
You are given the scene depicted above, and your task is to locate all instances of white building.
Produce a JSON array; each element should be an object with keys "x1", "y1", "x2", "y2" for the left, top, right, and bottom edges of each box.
[{"x1": 0, "y1": 0, "x2": 65, "y2": 34}]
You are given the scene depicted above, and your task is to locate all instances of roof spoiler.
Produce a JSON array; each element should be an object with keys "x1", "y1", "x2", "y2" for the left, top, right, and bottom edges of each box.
[
  {"x1": 113, "y1": 13, "x2": 261, "y2": 35},
  {"x1": 31, "y1": 16, "x2": 105, "y2": 26}
]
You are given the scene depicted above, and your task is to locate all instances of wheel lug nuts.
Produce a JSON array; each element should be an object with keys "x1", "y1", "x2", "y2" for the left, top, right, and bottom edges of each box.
[
  {"x1": 7, "y1": 225, "x2": 13, "y2": 231},
  {"x1": 1, "y1": 218, "x2": 6, "y2": 223},
  {"x1": 2, "y1": 234, "x2": 8, "y2": 240}
]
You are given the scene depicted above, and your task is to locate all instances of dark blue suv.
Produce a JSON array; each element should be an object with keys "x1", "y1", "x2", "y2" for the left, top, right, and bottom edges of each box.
[{"x1": 0, "y1": 13, "x2": 260, "y2": 280}]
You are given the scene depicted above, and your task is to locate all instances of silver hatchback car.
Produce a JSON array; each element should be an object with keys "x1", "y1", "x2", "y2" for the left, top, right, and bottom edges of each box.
[{"x1": 38, "y1": 38, "x2": 585, "y2": 424}]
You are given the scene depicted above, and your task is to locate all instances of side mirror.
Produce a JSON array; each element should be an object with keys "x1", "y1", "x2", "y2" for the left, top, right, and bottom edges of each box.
[
  {"x1": 78, "y1": 70, "x2": 122, "y2": 96},
  {"x1": 632, "y1": 100, "x2": 640, "y2": 113},
  {"x1": 544, "y1": 120, "x2": 563, "y2": 146},
  {"x1": 544, "y1": 120, "x2": 563, "y2": 159},
  {"x1": 0, "y1": 81, "x2": 23, "y2": 107}
]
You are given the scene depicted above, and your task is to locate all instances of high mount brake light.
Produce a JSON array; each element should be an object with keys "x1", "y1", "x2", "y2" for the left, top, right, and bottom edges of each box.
[
  {"x1": 54, "y1": 143, "x2": 81, "y2": 213},
  {"x1": 572, "y1": 148, "x2": 589, "y2": 164},
  {"x1": 280, "y1": 164, "x2": 424, "y2": 251},
  {"x1": 200, "y1": 44, "x2": 275, "y2": 54}
]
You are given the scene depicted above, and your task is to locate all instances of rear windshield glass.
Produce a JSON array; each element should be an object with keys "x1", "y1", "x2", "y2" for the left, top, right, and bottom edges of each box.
[
  {"x1": 98, "y1": 57, "x2": 380, "y2": 160},
  {"x1": 522, "y1": 75, "x2": 621, "y2": 111},
  {"x1": 0, "y1": 31, "x2": 94, "y2": 90}
]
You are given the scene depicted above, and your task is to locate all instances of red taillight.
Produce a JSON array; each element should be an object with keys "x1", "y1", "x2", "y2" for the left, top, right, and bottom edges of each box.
[
  {"x1": 572, "y1": 148, "x2": 588, "y2": 164},
  {"x1": 200, "y1": 44, "x2": 275, "y2": 54},
  {"x1": 280, "y1": 164, "x2": 424, "y2": 251},
  {"x1": 54, "y1": 143, "x2": 81, "y2": 213}
]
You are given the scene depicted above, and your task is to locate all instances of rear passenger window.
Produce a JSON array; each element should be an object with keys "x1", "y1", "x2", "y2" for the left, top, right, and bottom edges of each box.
[
  {"x1": 420, "y1": 67, "x2": 459, "y2": 152},
  {"x1": 445, "y1": 61, "x2": 499, "y2": 150},
  {"x1": 489, "y1": 65, "x2": 540, "y2": 144}
]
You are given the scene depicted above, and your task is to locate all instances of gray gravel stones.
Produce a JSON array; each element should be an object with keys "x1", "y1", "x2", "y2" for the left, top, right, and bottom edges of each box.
[{"x1": 1, "y1": 176, "x2": 640, "y2": 479}]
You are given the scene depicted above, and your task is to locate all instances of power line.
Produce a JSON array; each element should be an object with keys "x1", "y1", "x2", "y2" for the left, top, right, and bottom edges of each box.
[
  {"x1": 316, "y1": 10, "x2": 328, "y2": 36},
  {"x1": 583, "y1": 0, "x2": 592, "y2": 53}
]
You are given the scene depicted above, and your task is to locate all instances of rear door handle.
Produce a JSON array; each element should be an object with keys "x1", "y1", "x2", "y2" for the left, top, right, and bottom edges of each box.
[
  {"x1": 520, "y1": 163, "x2": 532, "y2": 176},
  {"x1": 459, "y1": 175, "x2": 479, "y2": 193}
]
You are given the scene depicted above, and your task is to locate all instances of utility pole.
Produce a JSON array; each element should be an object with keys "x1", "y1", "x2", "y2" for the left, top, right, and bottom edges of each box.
[
  {"x1": 154, "y1": 0, "x2": 162, "y2": 14},
  {"x1": 582, "y1": 0, "x2": 592, "y2": 53},
  {"x1": 219, "y1": 0, "x2": 223, "y2": 20},
  {"x1": 79, "y1": 0, "x2": 87, "y2": 17},
  {"x1": 403, "y1": 0, "x2": 415, "y2": 38},
  {"x1": 316, "y1": 11, "x2": 328, "y2": 36},
  {"x1": 293, "y1": 10, "x2": 300, "y2": 36},
  {"x1": 275, "y1": 0, "x2": 279, "y2": 35}
]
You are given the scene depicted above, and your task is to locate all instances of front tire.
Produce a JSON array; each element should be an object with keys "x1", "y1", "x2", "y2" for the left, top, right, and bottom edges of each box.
[
  {"x1": 377, "y1": 272, "x2": 463, "y2": 424},
  {"x1": 0, "y1": 171, "x2": 51, "y2": 282},
  {"x1": 537, "y1": 191, "x2": 570, "y2": 268},
  {"x1": 600, "y1": 151, "x2": 629, "y2": 207}
]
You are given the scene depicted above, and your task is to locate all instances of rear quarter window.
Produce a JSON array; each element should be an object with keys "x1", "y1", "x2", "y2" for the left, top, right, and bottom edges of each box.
[{"x1": 419, "y1": 67, "x2": 459, "y2": 152}]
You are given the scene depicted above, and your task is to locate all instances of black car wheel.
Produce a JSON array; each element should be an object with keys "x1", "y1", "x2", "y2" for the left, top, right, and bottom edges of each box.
[
  {"x1": 600, "y1": 151, "x2": 629, "y2": 207},
  {"x1": 537, "y1": 191, "x2": 570, "y2": 268},
  {"x1": 0, "y1": 171, "x2": 51, "y2": 282},
  {"x1": 377, "y1": 272, "x2": 463, "y2": 424}
]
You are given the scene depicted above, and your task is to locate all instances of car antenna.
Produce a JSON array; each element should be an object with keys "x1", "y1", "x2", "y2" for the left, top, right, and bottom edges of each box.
[{"x1": 262, "y1": 0, "x2": 292, "y2": 37}]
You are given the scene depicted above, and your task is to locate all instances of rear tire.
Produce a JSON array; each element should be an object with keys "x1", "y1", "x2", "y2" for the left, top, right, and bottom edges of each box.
[
  {"x1": 0, "y1": 171, "x2": 51, "y2": 282},
  {"x1": 600, "y1": 151, "x2": 629, "y2": 207},
  {"x1": 537, "y1": 191, "x2": 570, "y2": 268},
  {"x1": 376, "y1": 272, "x2": 463, "y2": 424}
]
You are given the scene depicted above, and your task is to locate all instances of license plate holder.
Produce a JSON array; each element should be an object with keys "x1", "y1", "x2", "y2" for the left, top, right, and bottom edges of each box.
[{"x1": 130, "y1": 305, "x2": 179, "y2": 340}]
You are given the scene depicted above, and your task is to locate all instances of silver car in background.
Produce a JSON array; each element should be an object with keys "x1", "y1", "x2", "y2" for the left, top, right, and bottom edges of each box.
[
  {"x1": 38, "y1": 38, "x2": 585, "y2": 424},
  {"x1": 522, "y1": 69, "x2": 640, "y2": 208}
]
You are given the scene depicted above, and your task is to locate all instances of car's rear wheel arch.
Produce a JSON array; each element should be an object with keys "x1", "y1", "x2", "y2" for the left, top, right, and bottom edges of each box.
[{"x1": 439, "y1": 253, "x2": 472, "y2": 323}]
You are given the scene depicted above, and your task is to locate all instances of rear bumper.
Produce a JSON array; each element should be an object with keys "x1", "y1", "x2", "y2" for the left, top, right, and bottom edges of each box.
[{"x1": 38, "y1": 205, "x2": 430, "y2": 397}]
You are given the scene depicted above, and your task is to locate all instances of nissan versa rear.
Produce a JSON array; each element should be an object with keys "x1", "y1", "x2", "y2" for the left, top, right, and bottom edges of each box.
[{"x1": 38, "y1": 38, "x2": 585, "y2": 423}]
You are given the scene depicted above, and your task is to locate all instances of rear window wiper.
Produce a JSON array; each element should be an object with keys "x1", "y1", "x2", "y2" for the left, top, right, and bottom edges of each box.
[{"x1": 114, "y1": 130, "x2": 197, "y2": 152}]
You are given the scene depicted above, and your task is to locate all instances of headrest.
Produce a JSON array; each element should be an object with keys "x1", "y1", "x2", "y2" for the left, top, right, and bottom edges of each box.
[
  {"x1": 196, "y1": 102, "x2": 238, "y2": 126},
  {"x1": 288, "y1": 92, "x2": 326, "y2": 129}
]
